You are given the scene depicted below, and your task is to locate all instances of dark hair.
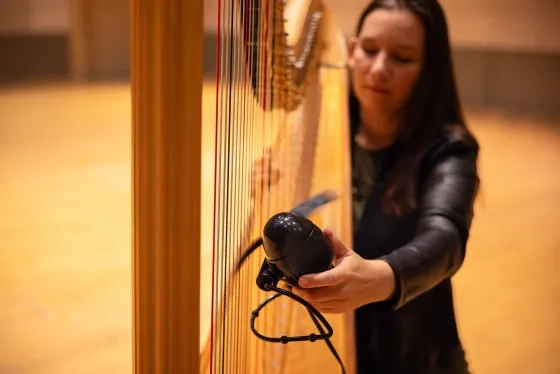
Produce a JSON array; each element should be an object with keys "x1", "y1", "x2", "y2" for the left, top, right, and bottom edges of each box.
[{"x1": 349, "y1": 0, "x2": 478, "y2": 215}]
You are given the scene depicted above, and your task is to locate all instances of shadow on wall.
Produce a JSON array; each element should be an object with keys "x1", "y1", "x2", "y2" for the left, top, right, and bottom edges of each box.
[
  {"x1": 0, "y1": 34, "x2": 69, "y2": 84},
  {"x1": 453, "y1": 48, "x2": 560, "y2": 119}
]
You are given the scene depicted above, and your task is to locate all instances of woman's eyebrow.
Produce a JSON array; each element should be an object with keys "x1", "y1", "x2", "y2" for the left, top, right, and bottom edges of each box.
[{"x1": 360, "y1": 37, "x2": 419, "y2": 52}]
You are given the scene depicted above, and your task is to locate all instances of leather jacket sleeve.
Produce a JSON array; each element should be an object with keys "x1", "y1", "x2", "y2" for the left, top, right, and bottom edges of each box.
[{"x1": 378, "y1": 133, "x2": 480, "y2": 310}]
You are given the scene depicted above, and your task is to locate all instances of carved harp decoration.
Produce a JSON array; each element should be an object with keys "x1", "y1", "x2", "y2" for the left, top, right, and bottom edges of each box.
[{"x1": 131, "y1": 0, "x2": 354, "y2": 373}]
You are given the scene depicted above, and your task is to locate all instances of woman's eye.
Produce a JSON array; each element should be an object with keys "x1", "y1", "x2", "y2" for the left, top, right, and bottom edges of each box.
[
  {"x1": 395, "y1": 56, "x2": 413, "y2": 63},
  {"x1": 361, "y1": 45, "x2": 378, "y2": 55}
]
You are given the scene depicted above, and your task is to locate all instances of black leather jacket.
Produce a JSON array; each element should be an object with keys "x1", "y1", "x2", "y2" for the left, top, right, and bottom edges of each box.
[{"x1": 352, "y1": 130, "x2": 480, "y2": 374}]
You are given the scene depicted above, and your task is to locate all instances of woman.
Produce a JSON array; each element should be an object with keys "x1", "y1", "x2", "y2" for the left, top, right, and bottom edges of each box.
[{"x1": 291, "y1": 0, "x2": 480, "y2": 373}]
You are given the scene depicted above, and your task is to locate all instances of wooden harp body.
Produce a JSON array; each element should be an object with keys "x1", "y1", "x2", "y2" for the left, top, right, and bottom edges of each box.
[{"x1": 131, "y1": 0, "x2": 355, "y2": 373}]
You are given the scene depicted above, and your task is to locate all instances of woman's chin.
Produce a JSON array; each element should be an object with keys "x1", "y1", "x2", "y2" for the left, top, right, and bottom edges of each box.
[{"x1": 359, "y1": 98, "x2": 394, "y2": 114}]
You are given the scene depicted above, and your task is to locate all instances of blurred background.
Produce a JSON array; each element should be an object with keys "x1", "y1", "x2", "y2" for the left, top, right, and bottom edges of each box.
[{"x1": 0, "y1": 0, "x2": 558, "y2": 373}]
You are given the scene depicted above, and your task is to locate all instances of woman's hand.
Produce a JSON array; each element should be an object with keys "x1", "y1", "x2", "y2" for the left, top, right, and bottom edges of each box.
[{"x1": 291, "y1": 228, "x2": 397, "y2": 314}]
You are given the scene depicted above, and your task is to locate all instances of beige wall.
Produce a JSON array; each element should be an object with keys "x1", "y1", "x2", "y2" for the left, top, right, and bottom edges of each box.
[
  {"x1": 2, "y1": 0, "x2": 559, "y2": 52},
  {"x1": 440, "y1": 0, "x2": 560, "y2": 53},
  {"x1": 204, "y1": 0, "x2": 560, "y2": 54},
  {"x1": 84, "y1": 0, "x2": 130, "y2": 79},
  {"x1": 335, "y1": 0, "x2": 560, "y2": 53},
  {"x1": 0, "y1": 0, "x2": 69, "y2": 35}
]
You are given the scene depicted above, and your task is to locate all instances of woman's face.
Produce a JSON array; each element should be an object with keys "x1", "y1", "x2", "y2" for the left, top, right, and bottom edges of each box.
[{"x1": 349, "y1": 8, "x2": 425, "y2": 117}]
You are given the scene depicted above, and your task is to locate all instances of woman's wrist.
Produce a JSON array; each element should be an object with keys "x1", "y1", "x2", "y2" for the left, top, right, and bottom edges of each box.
[{"x1": 367, "y1": 259, "x2": 397, "y2": 302}]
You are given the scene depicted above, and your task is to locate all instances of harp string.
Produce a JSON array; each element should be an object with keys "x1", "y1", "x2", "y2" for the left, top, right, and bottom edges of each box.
[
  {"x1": 273, "y1": 2, "x2": 288, "y2": 370},
  {"x1": 229, "y1": 0, "x2": 236, "y2": 367},
  {"x1": 228, "y1": 0, "x2": 237, "y2": 368},
  {"x1": 246, "y1": 0, "x2": 257, "y2": 366},
  {"x1": 261, "y1": 0, "x2": 267, "y2": 368},
  {"x1": 219, "y1": 35, "x2": 225, "y2": 368},
  {"x1": 236, "y1": 0, "x2": 248, "y2": 369},
  {"x1": 231, "y1": 0, "x2": 239, "y2": 368},
  {"x1": 222, "y1": 0, "x2": 229, "y2": 370},
  {"x1": 215, "y1": 0, "x2": 231, "y2": 370},
  {"x1": 248, "y1": 0, "x2": 257, "y2": 370},
  {"x1": 258, "y1": 0, "x2": 269, "y2": 368},
  {"x1": 253, "y1": 0, "x2": 271, "y2": 370},
  {"x1": 235, "y1": 1, "x2": 243, "y2": 371},
  {"x1": 209, "y1": 0, "x2": 222, "y2": 368},
  {"x1": 241, "y1": 2, "x2": 251, "y2": 371}
]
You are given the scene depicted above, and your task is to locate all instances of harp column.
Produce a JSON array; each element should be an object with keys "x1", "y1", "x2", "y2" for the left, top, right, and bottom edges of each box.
[{"x1": 130, "y1": 0, "x2": 203, "y2": 372}]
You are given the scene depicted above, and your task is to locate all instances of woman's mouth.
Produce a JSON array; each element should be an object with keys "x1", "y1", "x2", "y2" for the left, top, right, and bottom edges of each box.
[{"x1": 368, "y1": 86, "x2": 390, "y2": 95}]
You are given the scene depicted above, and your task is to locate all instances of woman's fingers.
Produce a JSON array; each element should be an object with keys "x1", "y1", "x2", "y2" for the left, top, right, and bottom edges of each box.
[
  {"x1": 298, "y1": 263, "x2": 350, "y2": 288},
  {"x1": 314, "y1": 306, "x2": 346, "y2": 315},
  {"x1": 323, "y1": 228, "x2": 352, "y2": 259},
  {"x1": 292, "y1": 285, "x2": 343, "y2": 304},
  {"x1": 303, "y1": 298, "x2": 349, "y2": 314}
]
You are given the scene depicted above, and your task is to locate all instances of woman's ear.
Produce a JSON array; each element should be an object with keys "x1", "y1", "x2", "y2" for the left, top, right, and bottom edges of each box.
[{"x1": 347, "y1": 37, "x2": 357, "y2": 69}]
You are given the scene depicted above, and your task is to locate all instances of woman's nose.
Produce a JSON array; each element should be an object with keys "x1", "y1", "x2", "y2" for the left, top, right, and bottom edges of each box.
[{"x1": 369, "y1": 52, "x2": 389, "y2": 80}]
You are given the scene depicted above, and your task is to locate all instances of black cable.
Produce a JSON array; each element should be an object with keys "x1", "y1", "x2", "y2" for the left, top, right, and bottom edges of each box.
[
  {"x1": 306, "y1": 308, "x2": 346, "y2": 372},
  {"x1": 250, "y1": 283, "x2": 333, "y2": 343},
  {"x1": 234, "y1": 237, "x2": 262, "y2": 271},
  {"x1": 249, "y1": 282, "x2": 346, "y2": 374}
]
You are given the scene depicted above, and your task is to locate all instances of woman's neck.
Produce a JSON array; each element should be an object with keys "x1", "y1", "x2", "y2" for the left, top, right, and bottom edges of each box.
[{"x1": 356, "y1": 109, "x2": 399, "y2": 151}]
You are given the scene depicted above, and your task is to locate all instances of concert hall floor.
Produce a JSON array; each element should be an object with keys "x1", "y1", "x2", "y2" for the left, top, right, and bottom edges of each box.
[{"x1": 0, "y1": 81, "x2": 558, "y2": 374}]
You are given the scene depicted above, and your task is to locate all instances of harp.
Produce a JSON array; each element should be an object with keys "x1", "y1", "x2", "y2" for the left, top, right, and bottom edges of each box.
[{"x1": 131, "y1": 0, "x2": 355, "y2": 373}]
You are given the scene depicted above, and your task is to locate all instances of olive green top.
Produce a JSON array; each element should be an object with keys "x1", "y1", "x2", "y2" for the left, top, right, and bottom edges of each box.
[{"x1": 352, "y1": 142, "x2": 391, "y2": 230}]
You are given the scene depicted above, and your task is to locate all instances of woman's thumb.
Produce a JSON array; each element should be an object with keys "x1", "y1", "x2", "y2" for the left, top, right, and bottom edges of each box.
[{"x1": 323, "y1": 228, "x2": 351, "y2": 258}]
